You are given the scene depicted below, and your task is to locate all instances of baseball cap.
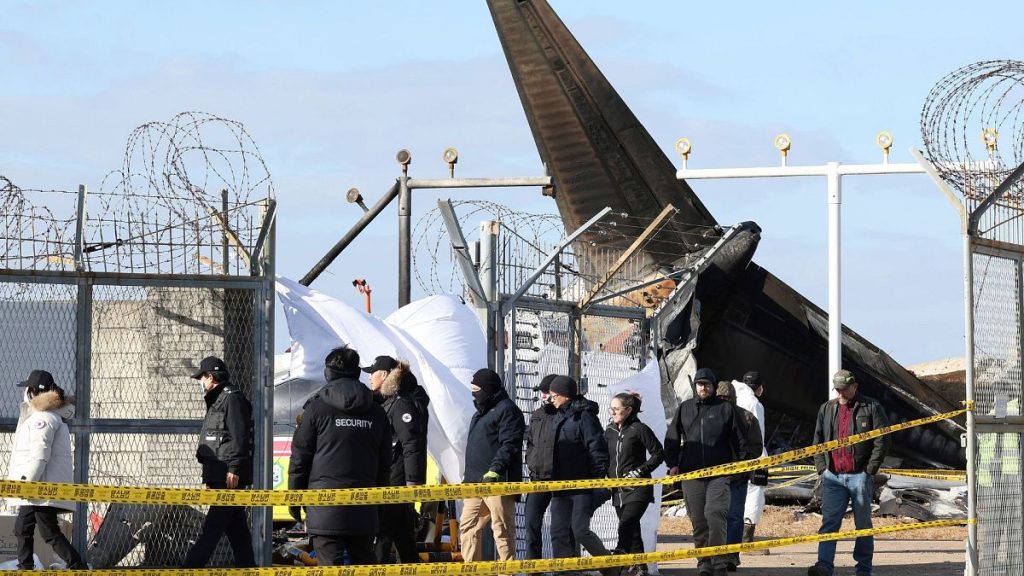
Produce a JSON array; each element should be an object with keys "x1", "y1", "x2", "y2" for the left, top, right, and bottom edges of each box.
[
  {"x1": 832, "y1": 369, "x2": 857, "y2": 390},
  {"x1": 191, "y1": 356, "x2": 228, "y2": 379},
  {"x1": 533, "y1": 373, "x2": 557, "y2": 393},
  {"x1": 18, "y1": 370, "x2": 56, "y2": 394},
  {"x1": 742, "y1": 371, "x2": 763, "y2": 389},
  {"x1": 362, "y1": 355, "x2": 399, "y2": 374}
]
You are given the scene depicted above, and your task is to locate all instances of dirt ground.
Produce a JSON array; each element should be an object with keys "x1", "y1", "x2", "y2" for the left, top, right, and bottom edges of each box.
[{"x1": 657, "y1": 505, "x2": 966, "y2": 575}]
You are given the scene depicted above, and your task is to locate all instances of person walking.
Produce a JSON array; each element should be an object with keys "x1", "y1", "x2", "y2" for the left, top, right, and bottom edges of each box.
[
  {"x1": 524, "y1": 373, "x2": 559, "y2": 559},
  {"x1": 664, "y1": 368, "x2": 748, "y2": 576},
  {"x1": 716, "y1": 380, "x2": 763, "y2": 572},
  {"x1": 364, "y1": 356, "x2": 430, "y2": 564},
  {"x1": 183, "y1": 357, "x2": 256, "y2": 568},
  {"x1": 737, "y1": 371, "x2": 768, "y2": 548},
  {"x1": 545, "y1": 376, "x2": 619, "y2": 576},
  {"x1": 8, "y1": 370, "x2": 87, "y2": 570},
  {"x1": 460, "y1": 368, "x2": 526, "y2": 567},
  {"x1": 808, "y1": 369, "x2": 889, "y2": 576},
  {"x1": 605, "y1": 391, "x2": 664, "y2": 576},
  {"x1": 289, "y1": 346, "x2": 391, "y2": 566}
]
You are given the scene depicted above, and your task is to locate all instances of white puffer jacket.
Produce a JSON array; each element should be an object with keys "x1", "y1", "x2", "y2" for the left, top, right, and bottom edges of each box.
[{"x1": 7, "y1": 389, "x2": 76, "y2": 511}]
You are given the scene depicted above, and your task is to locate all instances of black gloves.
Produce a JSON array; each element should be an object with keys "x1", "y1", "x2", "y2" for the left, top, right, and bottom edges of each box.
[{"x1": 289, "y1": 506, "x2": 304, "y2": 523}]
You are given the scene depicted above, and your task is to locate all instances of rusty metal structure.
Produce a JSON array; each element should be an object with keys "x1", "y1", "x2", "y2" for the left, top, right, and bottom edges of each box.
[{"x1": 486, "y1": 0, "x2": 963, "y2": 467}]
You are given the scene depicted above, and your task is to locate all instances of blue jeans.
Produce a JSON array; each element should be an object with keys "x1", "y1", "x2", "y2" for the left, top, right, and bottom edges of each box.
[
  {"x1": 723, "y1": 476, "x2": 748, "y2": 566},
  {"x1": 815, "y1": 470, "x2": 873, "y2": 575}
]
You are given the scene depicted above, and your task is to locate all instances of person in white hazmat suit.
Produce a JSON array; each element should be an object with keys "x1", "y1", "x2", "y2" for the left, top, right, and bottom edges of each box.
[{"x1": 733, "y1": 372, "x2": 767, "y2": 548}]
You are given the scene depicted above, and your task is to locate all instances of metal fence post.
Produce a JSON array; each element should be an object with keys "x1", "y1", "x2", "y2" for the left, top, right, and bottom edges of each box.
[{"x1": 72, "y1": 277, "x2": 92, "y2": 557}]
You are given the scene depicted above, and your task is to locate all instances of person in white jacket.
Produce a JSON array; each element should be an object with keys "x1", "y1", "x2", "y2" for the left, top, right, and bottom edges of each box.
[
  {"x1": 734, "y1": 372, "x2": 767, "y2": 548},
  {"x1": 7, "y1": 370, "x2": 85, "y2": 569}
]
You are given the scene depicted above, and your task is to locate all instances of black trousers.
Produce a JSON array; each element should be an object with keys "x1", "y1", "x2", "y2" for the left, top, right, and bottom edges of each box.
[
  {"x1": 549, "y1": 491, "x2": 609, "y2": 559},
  {"x1": 182, "y1": 504, "x2": 255, "y2": 567},
  {"x1": 681, "y1": 477, "x2": 731, "y2": 571},
  {"x1": 524, "y1": 491, "x2": 551, "y2": 560},
  {"x1": 614, "y1": 501, "x2": 649, "y2": 554},
  {"x1": 374, "y1": 503, "x2": 419, "y2": 563},
  {"x1": 312, "y1": 534, "x2": 377, "y2": 566},
  {"x1": 15, "y1": 505, "x2": 84, "y2": 569}
]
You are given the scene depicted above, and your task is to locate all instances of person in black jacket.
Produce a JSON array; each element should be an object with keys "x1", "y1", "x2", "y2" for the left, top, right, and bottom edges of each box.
[
  {"x1": 364, "y1": 355, "x2": 430, "y2": 564},
  {"x1": 183, "y1": 356, "x2": 255, "y2": 568},
  {"x1": 460, "y1": 368, "x2": 526, "y2": 567},
  {"x1": 664, "y1": 368, "x2": 748, "y2": 576},
  {"x1": 605, "y1": 391, "x2": 664, "y2": 576},
  {"x1": 524, "y1": 373, "x2": 558, "y2": 559},
  {"x1": 545, "y1": 376, "x2": 617, "y2": 576},
  {"x1": 289, "y1": 346, "x2": 391, "y2": 566}
]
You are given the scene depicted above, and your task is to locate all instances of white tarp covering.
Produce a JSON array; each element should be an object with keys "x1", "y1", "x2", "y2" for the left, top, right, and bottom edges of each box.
[{"x1": 275, "y1": 276, "x2": 484, "y2": 483}]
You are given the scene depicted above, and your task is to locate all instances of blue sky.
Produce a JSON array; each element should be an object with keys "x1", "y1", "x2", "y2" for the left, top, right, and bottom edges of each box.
[{"x1": 3, "y1": 1, "x2": 1022, "y2": 364}]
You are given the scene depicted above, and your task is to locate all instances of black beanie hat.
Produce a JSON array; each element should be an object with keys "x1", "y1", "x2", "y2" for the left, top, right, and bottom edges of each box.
[
  {"x1": 743, "y1": 371, "x2": 763, "y2": 389},
  {"x1": 549, "y1": 375, "x2": 578, "y2": 398},
  {"x1": 471, "y1": 368, "x2": 503, "y2": 395}
]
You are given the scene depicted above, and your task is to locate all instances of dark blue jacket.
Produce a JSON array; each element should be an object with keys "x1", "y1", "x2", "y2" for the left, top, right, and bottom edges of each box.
[
  {"x1": 463, "y1": 389, "x2": 526, "y2": 483},
  {"x1": 551, "y1": 397, "x2": 609, "y2": 481}
]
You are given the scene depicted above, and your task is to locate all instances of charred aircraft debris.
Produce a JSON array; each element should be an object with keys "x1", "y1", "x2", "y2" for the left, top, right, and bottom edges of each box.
[{"x1": 486, "y1": 0, "x2": 964, "y2": 468}]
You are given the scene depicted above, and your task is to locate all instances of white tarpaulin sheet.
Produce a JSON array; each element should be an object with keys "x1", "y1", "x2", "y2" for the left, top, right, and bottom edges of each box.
[{"x1": 275, "y1": 276, "x2": 484, "y2": 483}]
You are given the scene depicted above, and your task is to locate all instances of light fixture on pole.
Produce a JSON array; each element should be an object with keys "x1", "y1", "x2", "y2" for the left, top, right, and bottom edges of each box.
[
  {"x1": 774, "y1": 133, "x2": 792, "y2": 166},
  {"x1": 346, "y1": 187, "x2": 369, "y2": 213},
  {"x1": 443, "y1": 147, "x2": 459, "y2": 178},
  {"x1": 981, "y1": 128, "x2": 998, "y2": 156},
  {"x1": 675, "y1": 137, "x2": 692, "y2": 169},
  {"x1": 876, "y1": 131, "x2": 893, "y2": 164},
  {"x1": 396, "y1": 148, "x2": 412, "y2": 175}
]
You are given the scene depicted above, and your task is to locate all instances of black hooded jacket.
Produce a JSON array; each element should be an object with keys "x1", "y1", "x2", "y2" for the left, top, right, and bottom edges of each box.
[
  {"x1": 377, "y1": 367, "x2": 431, "y2": 486},
  {"x1": 463, "y1": 388, "x2": 526, "y2": 483},
  {"x1": 289, "y1": 375, "x2": 391, "y2": 536},
  {"x1": 664, "y1": 394, "x2": 748, "y2": 474},
  {"x1": 605, "y1": 415, "x2": 664, "y2": 505},
  {"x1": 550, "y1": 397, "x2": 609, "y2": 481},
  {"x1": 196, "y1": 382, "x2": 254, "y2": 487},
  {"x1": 526, "y1": 401, "x2": 558, "y2": 480}
]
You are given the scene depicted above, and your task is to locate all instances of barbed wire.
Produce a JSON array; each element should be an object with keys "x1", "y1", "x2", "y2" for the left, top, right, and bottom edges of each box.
[
  {"x1": 1, "y1": 112, "x2": 274, "y2": 277},
  {"x1": 921, "y1": 60, "x2": 1024, "y2": 209}
]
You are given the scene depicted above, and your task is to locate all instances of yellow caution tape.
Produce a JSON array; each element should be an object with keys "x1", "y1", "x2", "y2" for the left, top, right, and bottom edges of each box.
[
  {"x1": 773, "y1": 472, "x2": 818, "y2": 489},
  {"x1": 0, "y1": 407, "x2": 968, "y2": 507},
  {"x1": 0, "y1": 519, "x2": 971, "y2": 576}
]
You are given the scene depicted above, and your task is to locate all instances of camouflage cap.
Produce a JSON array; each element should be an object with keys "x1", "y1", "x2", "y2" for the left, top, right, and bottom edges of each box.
[{"x1": 832, "y1": 369, "x2": 857, "y2": 390}]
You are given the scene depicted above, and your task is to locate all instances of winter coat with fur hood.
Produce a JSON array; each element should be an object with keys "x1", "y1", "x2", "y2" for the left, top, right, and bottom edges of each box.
[
  {"x1": 375, "y1": 361, "x2": 430, "y2": 486},
  {"x1": 7, "y1": 389, "x2": 76, "y2": 511}
]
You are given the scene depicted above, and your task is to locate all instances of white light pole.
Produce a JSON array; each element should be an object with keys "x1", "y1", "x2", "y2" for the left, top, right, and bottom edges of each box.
[{"x1": 676, "y1": 134, "x2": 925, "y2": 397}]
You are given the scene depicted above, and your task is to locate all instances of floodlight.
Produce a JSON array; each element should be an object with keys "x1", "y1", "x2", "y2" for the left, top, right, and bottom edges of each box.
[
  {"x1": 346, "y1": 187, "x2": 369, "y2": 213},
  {"x1": 982, "y1": 128, "x2": 998, "y2": 152},
  {"x1": 396, "y1": 149, "x2": 412, "y2": 167},
  {"x1": 773, "y1": 133, "x2": 792, "y2": 153},
  {"x1": 674, "y1": 137, "x2": 692, "y2": 156},
  {"x1": 876, "y1": 131, "x2": 893, "y2": 151},
  {"x1": 443, "y1": 147, "x2": 459, "y2": 164}
]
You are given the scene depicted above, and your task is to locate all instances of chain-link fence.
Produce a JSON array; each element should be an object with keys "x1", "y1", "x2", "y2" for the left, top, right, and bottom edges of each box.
[
  {"x1": 0, "y1": 272, "x2": 272, "y2": 567},
  {"x1": 972, "y1": 244, "x2": 1024, "y2": 574}
]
